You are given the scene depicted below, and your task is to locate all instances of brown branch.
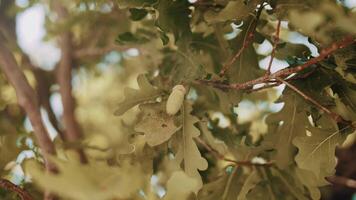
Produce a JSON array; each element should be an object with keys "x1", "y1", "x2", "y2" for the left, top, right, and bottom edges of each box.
[
  {"x1": 201, "y1": 36, "x2": 355, "y2": 91},
  {"x1": 218, "y1": 4, "x2": 265, "y2": 77},
  {"x1": 247, "y1": 67, "x2": 317, "y2": 93},
  {"x1": 34, "y1": 69, "x2": 64, "y2": 137},
  {"x1": 266, "y1": 20, "x2": 281, "y2": 74},
  {"x1": 0, "y1": 7, "x2": 64, "y2": 142},
  {"x1": 246, "y1": 82, "x2": 282, "y2": 93},
  {"x1": 276, "y1": 77, "x2": 348, "y2": 124},
  {"x1": 0, "y1": 33, "x2": 57, "y2": 172},
  {"x1": 326, "y1": 176, "x2": 356, "y2": 189},
  {"x1": 0, "y1": 179, "x2": 33, "y2": 200},
  {"x1": 54, "y1": 3, "x2": 87, "y2": 164},
  {"x1": 195, "y1": 137, "x2": 273, "y2": 167},
  {"x1": 21, "y1": 56, "x2": 65, "y2": 140}
]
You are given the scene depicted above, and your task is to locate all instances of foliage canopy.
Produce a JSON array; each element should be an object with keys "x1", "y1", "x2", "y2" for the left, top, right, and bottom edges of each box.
[{"x1": 0, "y1": 0, "x2": 356, "y2": 200}]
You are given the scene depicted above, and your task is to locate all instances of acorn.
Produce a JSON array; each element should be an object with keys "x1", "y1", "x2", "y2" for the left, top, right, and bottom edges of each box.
[{"x1": 166, "y1": 85, "x2": 186, "y2": 115}]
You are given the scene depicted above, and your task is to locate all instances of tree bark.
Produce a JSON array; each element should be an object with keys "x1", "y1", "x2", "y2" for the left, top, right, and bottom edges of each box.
[
  {"x1": 55, "y1": 3, "x2": 87, "y2": 163},
  {"x1": 0, "y1": 34, "x2": 56, "y2": 171}
]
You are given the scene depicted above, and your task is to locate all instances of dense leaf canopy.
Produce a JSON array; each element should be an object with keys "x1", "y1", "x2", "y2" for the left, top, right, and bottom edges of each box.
[{"x1": 0, "y1": 0, "x2": 355, "y2": 199}]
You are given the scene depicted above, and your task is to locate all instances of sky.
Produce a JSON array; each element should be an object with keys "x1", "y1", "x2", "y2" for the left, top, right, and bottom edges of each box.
[{"x1": 16, "y1": 3, "x2": 60, "y2": 71}]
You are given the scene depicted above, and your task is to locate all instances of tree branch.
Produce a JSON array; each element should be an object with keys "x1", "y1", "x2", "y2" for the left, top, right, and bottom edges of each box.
[
  {"x1": 0, "y1": 33, "x2": 57, "y2": 172},
  {"x1": 0, "y1": 178, "x2": 33, "y2": 200},
  {"x1": 21, "y1": 56, "x2": 65, "y2": 140},
  {"x1": 201, "y1": 36, "x2": 355, "y2": 91},
  {"x1": 54, "y1": 3, "x2": 87, "y2": 163},
  {"x1": 0, "y1": 5, "x2": 64, "y2": 142}
]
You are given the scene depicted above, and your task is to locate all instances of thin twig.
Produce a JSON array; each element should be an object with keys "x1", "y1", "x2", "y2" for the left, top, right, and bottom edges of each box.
[
  {"x1": 219, "y1": 4, "x2": 265, "y2": 77},
  {"x1": 276, "y1": 77, "x2": 348, "y2": 124},
  {"x1": 247, "y1": 67, "x2": 317, "y2": 92},
  {"x1": 246, "y1": 82, "x2": 282, "y2": 93},
  {"x1": 0, "y1": 179, "x2": 33, "y2": 200},
  {"x1": 266, "y1": 20, "x2": 281, "y2": 74}
]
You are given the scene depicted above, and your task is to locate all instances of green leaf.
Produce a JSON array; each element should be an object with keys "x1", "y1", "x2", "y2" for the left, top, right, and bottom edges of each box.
[
  {"x1": 164, "y1": 171, "x2": 199, "y2": 200},
  {"x1": 237, "y1": 171, "x2": 261, "y2": 200},
  {"x1": 274, "y1": 43, "x2": 311, "y2": 60},
  {"x1": 204, "y1": 0, "x2": 261, "y2": 23},
  {"x1": 129, "y1": 8, "x2": 148, "y2": 21},
  {"x1": 286, "y1": 2, "x2": 356, "y2": 44},
  {"x1": 294, "y1": 168, "x2": 322, "y2": 200},
  {"x1": 170, "y1": 50, "x2": 206, "y2": 83},
  {"x1": 116, "y1": 0, "x2": 157, "y2": 8},
  {"x1": 199, "y1": 122, "x2": 227, "y2": 155},
  {"x1": 198, "y1": 167, "x2": 244, "y2": 200},
  {"x1": 135, "y1": 103, "x2": 180, "y2": 146},
  {"x1": 246, "y1": 185, "x2": 272, "y2": 200},
  {"x1": 193, "y1": 84, "x2": 241, "y2": 115},
  {"x1": 114, "y1": 74, "x2": 162, "y2": 116},
  {"x1": 334, "y1": 95, "x2": 356, "y2": 121},
  {"x1": 116, "y1": 32, "x2": 149, "y2": 44},
  {"x1": 0, "y1": 133, "x2": 23, "y2": 175},
  {"x1": 159, "y1": 30, "x2": 169, "y2": 45},
  {"x1": 266, "y1": 91, "x2": 309, "y2": 169},
  {"x1": 25, "y1": 159, "x2": 145, "y2": 200},
  {"x1": 156, "y1": 0, "x2": 191, "y2": 41},
  {"x1": 334, "y1": 47, "x2": 356, "y2": 84},
  {"x1": 225, "y1": 17, "x2": 264, "y2": 83},
  {"x1": 271, "y1": 168, "x2": 308, "y2": 200},
  {"x1": 174, "y1": 101, "x2": 208, "y2": 192},
  {"x1": 293, "y1": 117, "x2": 347, "y2": 182}
]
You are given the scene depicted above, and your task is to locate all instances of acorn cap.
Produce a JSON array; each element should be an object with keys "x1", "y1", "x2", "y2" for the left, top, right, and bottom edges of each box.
[{"x1": 172, "y1": 84, "x2": 186, "y2": 94}]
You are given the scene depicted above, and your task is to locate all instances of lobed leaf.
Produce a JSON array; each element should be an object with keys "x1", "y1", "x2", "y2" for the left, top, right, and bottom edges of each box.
[
  {"x1": 135, "y1": 103, "x2": 181, "y2": 146},
  {"x1": 114, "y1": 74, "x2": 163, "y2": 116},
  {"x1": 293, "y1": 117, "x2": 347, "y2": 182},
  {"x1": 174, "y1": 101, "x2": 208, "y2": 192}
]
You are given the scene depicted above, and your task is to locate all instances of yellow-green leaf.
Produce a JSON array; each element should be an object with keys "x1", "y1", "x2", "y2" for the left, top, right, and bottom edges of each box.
[{"x1": 114, "y1": 74, "x2": 162, "y2": 116}]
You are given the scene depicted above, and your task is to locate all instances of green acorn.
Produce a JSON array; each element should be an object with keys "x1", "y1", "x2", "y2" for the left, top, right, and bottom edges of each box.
[{"x1": 166, "y1": 85, "x2": 186, "y2": 115}]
